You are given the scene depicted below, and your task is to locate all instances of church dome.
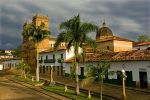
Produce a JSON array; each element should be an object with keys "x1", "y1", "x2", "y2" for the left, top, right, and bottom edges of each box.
[{"x1": 96, "y1": 21, "x2": 113, "y2": 39}]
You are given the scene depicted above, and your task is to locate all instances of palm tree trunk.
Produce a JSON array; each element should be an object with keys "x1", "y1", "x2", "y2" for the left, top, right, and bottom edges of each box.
[
  {"x1": 75, "y1": 48, "x2": 80, "y2": 95},
  {"x1": 100, "y1": 79, "x2": 103, "y2": 100},
  {"x1": 50, "y1": 65, "x2": 53, "y2": 83},
  {"x1": 36, "y1": 42, "x2": 39, "y2": 82},
  {"x1": 75, "y1": 62, "x2": 80, "y2": 95}
]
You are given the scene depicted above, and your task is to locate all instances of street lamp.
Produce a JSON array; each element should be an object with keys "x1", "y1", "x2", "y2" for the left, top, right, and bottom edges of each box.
[{"x1": 121, "y1": 69, "x2": 127, "y2": 100}]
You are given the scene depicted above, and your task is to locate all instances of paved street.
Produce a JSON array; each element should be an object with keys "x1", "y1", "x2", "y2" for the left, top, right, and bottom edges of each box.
[{"x1": 0, "y1": 76, "x2": 56, "y2": 100}]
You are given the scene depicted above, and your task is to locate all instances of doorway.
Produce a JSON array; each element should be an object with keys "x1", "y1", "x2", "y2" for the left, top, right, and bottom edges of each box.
[
  {"x1": 57, "y1": 66, "x2": 59, "y2": 76},
  {"x1": 43, "y1": 66, "x2": 45, "y2": 73},
  {"x1": 139, "y1": 72, "x2": 148, "y2": 88},
  {"x1": 61, "y1": 66, "x2": 63, "y2": 76},
  {"x1": 80, "y1": 67, "x2": 84, "y2": 77}
]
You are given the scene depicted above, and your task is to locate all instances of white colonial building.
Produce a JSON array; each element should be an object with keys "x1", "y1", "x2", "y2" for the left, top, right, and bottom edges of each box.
[
  {"x1": 0, "y1": 50, "x2": 14, "y2": 60},
  {"x1": 64, "y1": 49, "x2": 150, "y2": 88},
  {"x1": 38, "y1": 45, "x2": 82, "y2": 76},
  {"x1": 3, "y1": 58, "x2": 21, "y2": 69},
  {"x1": 133, "y1": 42, "x2": 150, "y2": 50}
]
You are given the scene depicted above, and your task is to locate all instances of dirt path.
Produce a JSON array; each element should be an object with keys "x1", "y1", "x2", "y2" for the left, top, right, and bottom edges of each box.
[{"x1": 0, "y1": 76, "x2": 56, "y2": 100}]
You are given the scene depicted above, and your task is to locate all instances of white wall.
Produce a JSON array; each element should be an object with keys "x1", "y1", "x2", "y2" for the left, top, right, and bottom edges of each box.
[
  {"x1": 64, "y1": 60, "x2": 150, "y2": 83},
  {"x1": 0, "y1": 64, "x2": 3, "y2": 70},
  {"x1": 110, "y1": 61, "x2": 150, "y2": 82},
  {"x1": 3, "y1": 60, "x2": 21, "y2": 69},
  {"x1": 133, "y1": 45, "x2": 150, "y2": 50},
  {"x1": 39, "y1": 46, "x2": 82, "y2": 67},
  {"x1": 39, "y1": 50, "x2": 67, "y2": 67}
]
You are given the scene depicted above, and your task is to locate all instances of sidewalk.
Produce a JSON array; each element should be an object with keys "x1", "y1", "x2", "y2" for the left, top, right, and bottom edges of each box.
[{"x1": 40, "y1": 74, "x2": 150, "y2": 100}]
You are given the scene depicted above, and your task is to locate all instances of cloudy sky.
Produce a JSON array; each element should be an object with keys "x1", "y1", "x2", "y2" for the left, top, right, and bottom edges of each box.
[{"x1": 0, "y1": 0, "x2": 149, "y2": 49}]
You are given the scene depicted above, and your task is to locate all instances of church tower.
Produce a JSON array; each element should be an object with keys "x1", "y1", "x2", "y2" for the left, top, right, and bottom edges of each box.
[
  {"x1": 22, "y1": 14, "x2": 55, "y2": 72},
  {"x1": 96, "y1": 20, "x2": 133, "y2": 52},
  {"x1": 32, "y1": 14, "x2": 49, "y2": 30},
  {"x1": 96, "y1": 20, "x2": 113, "y2": 41}
]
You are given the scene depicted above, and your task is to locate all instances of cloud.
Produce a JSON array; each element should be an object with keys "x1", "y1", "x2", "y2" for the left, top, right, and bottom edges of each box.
[{"x1": 0, "y1": 0, "x2": 149, "y2": 49}]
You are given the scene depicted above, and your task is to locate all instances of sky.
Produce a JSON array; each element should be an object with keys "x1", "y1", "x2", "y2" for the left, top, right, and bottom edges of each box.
[{"x1": 0, "y1": 0, "x2": 149, "y2": 49}]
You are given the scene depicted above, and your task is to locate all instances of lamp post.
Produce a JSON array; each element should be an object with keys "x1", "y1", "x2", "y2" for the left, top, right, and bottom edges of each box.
[{"x1": 121, "y1": 69, "x2": 127, "y2": 100}]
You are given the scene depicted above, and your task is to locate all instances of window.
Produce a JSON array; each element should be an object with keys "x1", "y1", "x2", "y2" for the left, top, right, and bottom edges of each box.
[
  {"x1": 46, "y1": 55, "x2": 48, "y2": 60},
  {"x1": 41, "y1": 56, "x2": 43, "y2": 60},
  {"x1": 80, "y1": 67, "x2": 84, "y2": 76},
  {"x1": 53, "y1": 54, "x2": 55, "y2": 59},
  {"x1": 137, "y1": 48, "x2": 140, "y2": 50},
  {"x1": 61, "y1": 53, "x2": 63, "y2": 58}
]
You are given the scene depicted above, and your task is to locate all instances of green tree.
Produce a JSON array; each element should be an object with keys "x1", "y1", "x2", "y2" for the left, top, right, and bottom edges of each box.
[
  {"x1": 81, "y1": 61, "x2": 114, "y2": 100},
  {"x1": 0, "y1": 50, "x2": 5, "y2": 54},
  {"x1": 16, "y1": 60, "x2": 31, "y2": 78},
  {"x1": 22, "y1": 22, "x2": 51, "y2": 82},
  {"x1": 12, "y1": 45, "x2": 22, "y2": 57},
  {"x1": 54, "y1": 14, "x2": 98, "y2": 95},
  {"x1": 138, "y1": 35, "x2": 150, "y2": 42}
]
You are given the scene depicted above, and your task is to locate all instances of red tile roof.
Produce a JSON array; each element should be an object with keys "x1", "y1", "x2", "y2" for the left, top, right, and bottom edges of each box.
[
  {"x1": 39, "y1": 46, "x2": 66, "y2": 54},
  {"x1": 65, "y1": 49, "x2": 150, "y2": 63},
  {"x1": 133, "y1": 42, "x2": 150, "y2": 46}
]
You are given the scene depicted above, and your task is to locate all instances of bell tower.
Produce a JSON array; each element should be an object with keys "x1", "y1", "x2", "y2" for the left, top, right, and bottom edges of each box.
[{"x1": 32, "y1": 14, "x2": 49, "y2": 30}]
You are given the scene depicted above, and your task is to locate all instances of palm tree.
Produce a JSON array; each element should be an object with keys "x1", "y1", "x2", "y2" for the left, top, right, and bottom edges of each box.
[
  {"x1": 81, "y1": 61, "x2": 114, "y2": 100},
  {"x1": 54, "y1": 14, "x2": 98, "y2": 95},
  {"x1": 22, "y1": 22, "x2": 51, "y2": 82}
]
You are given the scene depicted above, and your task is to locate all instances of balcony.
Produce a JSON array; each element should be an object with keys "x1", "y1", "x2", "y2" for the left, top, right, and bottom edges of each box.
[
  {"x1": 39, "y1": 60, "x2": 43, "y2": 63},
  {"x1": 44, "y1": 59, "x2": 56, "y2": 63},
  {"x1": 57, "y1": 58, "x2": 64, "y2": 63}
]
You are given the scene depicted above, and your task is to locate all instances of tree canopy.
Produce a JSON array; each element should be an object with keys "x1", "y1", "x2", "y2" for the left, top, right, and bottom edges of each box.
[
  {"x1": 22, "y1": 22, "x2": 51, "y2": 43},
  {"x1": 54, "y1": 14, "x2": 98, "y2": 95},
  {"x1": 137, "y1": 34, "x2": 150, "y2": 42},
  {"x1": 11, "y1": 45, "x2": 22, "y2": 57}
]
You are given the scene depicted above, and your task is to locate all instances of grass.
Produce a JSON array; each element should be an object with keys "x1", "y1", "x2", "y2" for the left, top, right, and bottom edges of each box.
[
  {"x1": 15, "y1": 75, "x2": 106, "y2": 100},
  {"x1": 16, "y1": 76, "x2": 44, "y2": 86},
  {"x1": 43, "y1": 85, "x2": 100, "y2": 100}
]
